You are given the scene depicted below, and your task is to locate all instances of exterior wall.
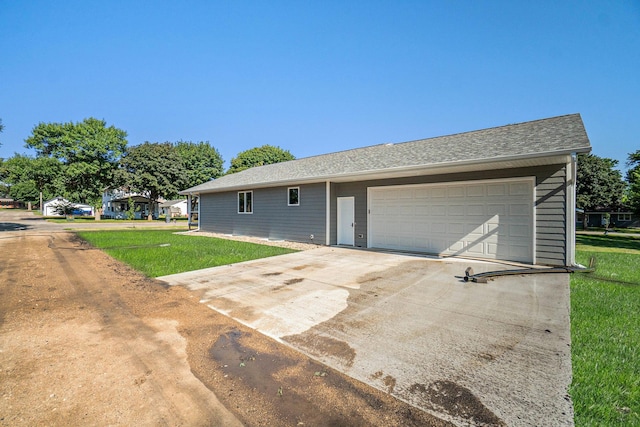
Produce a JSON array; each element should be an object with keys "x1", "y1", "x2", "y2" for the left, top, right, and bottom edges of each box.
[
  {"x1": 199, "y1": 164, "x2": 569, "y2": 265},
  {"x1": 332, "y1": 164, "x2": 568, "y2": 266},
  {"x1": 199, "y1": 182, "x2": 326, "y2": 244}
]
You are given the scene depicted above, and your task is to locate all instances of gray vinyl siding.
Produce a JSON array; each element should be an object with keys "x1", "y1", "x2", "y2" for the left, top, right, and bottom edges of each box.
[
  {"x1": 332, "y1": 164, "x2": 567, "y2": 266},
  {"x1": 199, "y1": 183, "x2": 326, "y2": 244},
  {"x1": 533, "y1": 166, "x2": 567, "y2": 265},
  {"x1": 200, "y1": 164, "x2": 568, "y2": 265}
]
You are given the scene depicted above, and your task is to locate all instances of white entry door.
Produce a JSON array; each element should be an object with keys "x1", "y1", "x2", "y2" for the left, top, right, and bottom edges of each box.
[{"x1": 337, "y1": 197, "x2": 355, "y2": 246}]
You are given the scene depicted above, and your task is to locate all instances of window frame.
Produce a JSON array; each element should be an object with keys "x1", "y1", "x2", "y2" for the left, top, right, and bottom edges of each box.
[
  {"x1": 618, "y1": 213, "x2": 631, "y2": 222},
  {"x1": 288, "y1": 187, "x2": 300, "y2": 206},
  {"x1": 238, "y1": 190, "x2": 253, "y2": 214}
]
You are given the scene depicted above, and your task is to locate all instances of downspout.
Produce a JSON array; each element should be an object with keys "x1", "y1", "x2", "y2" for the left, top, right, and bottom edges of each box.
[
  {"x1": 187, "y1": 193, "x2": 193, "y2": 230},
  {"x1": 566, "y1": 154, "x2": 578, "y2": 266},
  {"x1": 325, "y1": 181, "x2": 331, "y2": 245},
  {"x1": 197, "y1": 193, "x2": 201, "y2": 231}
]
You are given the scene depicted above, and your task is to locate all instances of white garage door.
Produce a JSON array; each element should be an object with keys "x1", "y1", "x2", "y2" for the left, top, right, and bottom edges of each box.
[{"x1": 368, "y1": 179, "x2": 534, "y2": 263}]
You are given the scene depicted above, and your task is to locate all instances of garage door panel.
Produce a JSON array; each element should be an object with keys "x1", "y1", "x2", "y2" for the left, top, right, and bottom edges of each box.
[
  {"x1": 487, "y1": 204, "x2": 507, "y2": 215},
  {"x1": 369, "y1": 179, "x2": 534, "y2": 263},
  {"x1": 509, "y1": 182, "x2": 530, "y2": 195},
  {"x1": 466, "y1": 185, "x2": 485, "y2": 197},
  {"x1": 430, "y1": 187, "x2": 446, "y2": 198},
  {"x1": 487, "y1": 184, "x2": 507, "y2": 196},
  {"x1": 466, "y1": 204, "x2": 485, "y2": 216},
  {"x1": 448, "y1": 223, "x2": 466, "y2": 234},
  {"x1": 431, "y1": 206, "x2": 446, "y2": 216},
  {"x1": 448, "y1": 187, "x2": 465, "y2": 197},
  {"x1": 510, "y1": 204, "x2": 531, "y2": 216},
  {"x1": 462, "y1": 241, "x2": 485, "y2": 255},
  {"x1": 509, "y1": 224, "x2": 531, "y2": 238}
]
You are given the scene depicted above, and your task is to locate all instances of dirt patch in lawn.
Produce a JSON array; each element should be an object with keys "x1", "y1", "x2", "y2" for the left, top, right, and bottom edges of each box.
[{"x1": 0, "y1": 232, "x2": 450, "y2": 426}]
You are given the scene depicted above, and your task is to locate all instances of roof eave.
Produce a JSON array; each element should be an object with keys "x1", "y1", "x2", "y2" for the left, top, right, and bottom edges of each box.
[{"x1": 180, "y1": 146, "x2": 590, "y2": 196}]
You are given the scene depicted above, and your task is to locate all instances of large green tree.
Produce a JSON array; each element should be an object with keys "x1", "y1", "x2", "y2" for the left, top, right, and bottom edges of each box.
[
  {"x1": 626, "y1": 150, "x2": 640, "y2": 215},
  {"x1": 174, "y1": 140, "x2": 223, "y2": 188},
  {"x1": 25, "y1": 118, "x2": 127, "y2": 208},
  {"x1": 227, "y1": 144, "x2": 294, "y2": 174},
  {"x1": 576, "y1": 153, "x2": 626, "y2": 211},
  {"x1": 117, "y1": 142, "x2": 188, "y2": 220},
  {"x1": 1, "y1": 154, "x2": 64, "y2": 205}
]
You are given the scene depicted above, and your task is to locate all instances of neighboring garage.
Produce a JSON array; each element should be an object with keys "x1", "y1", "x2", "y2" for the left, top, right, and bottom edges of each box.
[{"x1": 368, "y1": 178, "x2": 534, "y2": 263}]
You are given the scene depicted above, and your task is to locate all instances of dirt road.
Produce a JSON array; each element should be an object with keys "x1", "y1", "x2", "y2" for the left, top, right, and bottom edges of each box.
[{"x1": 0, "y1": 215, "x2": 448, "y2": 426}]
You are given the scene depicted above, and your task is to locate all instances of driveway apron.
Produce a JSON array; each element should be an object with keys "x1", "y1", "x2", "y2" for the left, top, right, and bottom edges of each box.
[{"x1": 159, "y1": 247, "x2": 573, "y2": 426}]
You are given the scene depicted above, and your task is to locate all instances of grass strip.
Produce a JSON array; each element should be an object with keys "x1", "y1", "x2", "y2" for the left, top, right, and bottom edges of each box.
[
  {"x1": 570, "y1": 235, "x2": 640, "y2": 425},
  {"x1": 76, "y1": 229, "x2": 296, "y2": 277}
]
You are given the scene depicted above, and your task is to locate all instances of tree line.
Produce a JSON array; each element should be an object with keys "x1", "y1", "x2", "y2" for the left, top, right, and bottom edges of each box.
[
  {"x1": 577, "y1": 152, "x2": 640, "y2": 216},
  {"x1": 1, "y1": 116, "x2": 638, "y2": 217},
  {"x1": 0, "y1": 117, "x2": 294, "y2": 217}
]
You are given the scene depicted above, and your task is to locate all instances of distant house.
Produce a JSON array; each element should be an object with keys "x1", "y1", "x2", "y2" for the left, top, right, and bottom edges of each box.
[
  {"x1": 101, "y1": 189, "x2": 162, "y2": 219},
  {"x1": 180, "y1": 114, "x2": 592, "y2": 266},
  {"x1": 583, "y1": 210, "x2": 640, "y2": 228},
  {"x1": 43, "y1": 197, "x2": 94, "y2": 217},
  {"x1": 159, "y1": 199, "x2": 188, "y2": 218},
  {"x1": 0, "y1": 198, "x2": 25, "y2": 209}
]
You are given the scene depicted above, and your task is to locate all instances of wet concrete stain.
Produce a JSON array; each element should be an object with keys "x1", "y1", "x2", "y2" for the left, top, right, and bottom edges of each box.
[
  {"x1": 357, "y1": 260, "x2": 431, "y2": 285},
  {"x1": 271, "y1": 277, "x2": 305, "y2": 291},
  {"x1": 370, "y1": 370, "x2": 397, "y2": 394},
  {"x1": 283, "y1": 332, "x2": 356, "y2": 368},
  {"x1": 262, "y1": 272, "x2": 283, "y2": 276},
  {"x1": 409, "y1": 380, "x2": 505, "y2": 426}
]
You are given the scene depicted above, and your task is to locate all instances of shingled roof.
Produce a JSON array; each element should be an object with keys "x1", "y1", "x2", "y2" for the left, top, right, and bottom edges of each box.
[{"x1": 181, "y1": 114, "x2": 591, "y2": 194}]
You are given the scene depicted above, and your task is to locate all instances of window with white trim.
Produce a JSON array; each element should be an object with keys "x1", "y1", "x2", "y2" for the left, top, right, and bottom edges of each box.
[
  {"x1": 288, "y1": 187, "x2": 300, "y2": 206},
  {"x1": 618, "y1": 213, "x2": 631, "y2": 221},
  {"x1": 238, "y1": 191, "x2": 253, "y2": 214}
]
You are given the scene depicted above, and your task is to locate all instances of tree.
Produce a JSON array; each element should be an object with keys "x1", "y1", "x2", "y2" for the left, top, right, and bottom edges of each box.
[
  {"x1": 174, "y1": 140, "x2": 223, "y2": 188},
  {"x1": 116, "y1": 142, "x2": 187, "y2": 220},
  {"x1": 51, "y1": 199, "x2": 76, "y2": 217},
  {"x1": 227, "y1": 145, "x2": 294, "y2": 174},
  {"x1": 576, "y1": 153, "x2": 625, "y2": 211},
  {"x1": 25, "y1": 118, "x2": 127, "y2": 209},
  {"x1": 0, "y1": 118, "x2": 4, "y2": 147},
  {"x1": 626, "y1": 150, "x2": 640, "y2": 215},
  {"x1": 1, "y1": 154, "x2": 64, "y2": 206}
]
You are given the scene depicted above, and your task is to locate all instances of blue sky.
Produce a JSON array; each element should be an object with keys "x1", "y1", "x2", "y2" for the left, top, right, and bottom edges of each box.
[{"x1": 1, "y1": 1, "x2": 638, "y2": 172}]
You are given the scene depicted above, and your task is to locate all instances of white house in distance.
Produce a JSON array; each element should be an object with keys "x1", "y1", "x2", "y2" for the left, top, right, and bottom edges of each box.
[
  {"x1": 101, "y1": 189, "x2": 162, "y2": 219},
  {"x1": 43, "y1": 197, "x2": 94, "y2": 217},
  {"x1": 159, "y1": 199, "x2": 188, "y2": 218}
]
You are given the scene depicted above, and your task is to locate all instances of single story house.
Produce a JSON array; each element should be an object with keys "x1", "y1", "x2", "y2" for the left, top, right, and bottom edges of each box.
[
  {"x1": 180, "y1": 114, "x2": 592, "y2": 266},
  {"x1": 159, "y1": 199, "x2": 188, "y2": 218},
  {"x1": 0, "y1": 198, "x2": 25, "y2": 209},
  {"x1": 43, "y1": 197, "x2": 94, "y2": 217},
  {"x1": 582, "y1": 210, "x2": 639, "y2": 228}
]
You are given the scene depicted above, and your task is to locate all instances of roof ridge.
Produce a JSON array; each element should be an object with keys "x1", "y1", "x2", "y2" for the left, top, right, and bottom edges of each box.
[{"x1": 282, "y1": 113, "x2": 582, "y2": 163}]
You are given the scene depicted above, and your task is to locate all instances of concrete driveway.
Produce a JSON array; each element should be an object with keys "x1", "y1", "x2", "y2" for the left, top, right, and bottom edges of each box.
[{"x1": 159, "y1": 247, "x2": 573, "y2": 426}]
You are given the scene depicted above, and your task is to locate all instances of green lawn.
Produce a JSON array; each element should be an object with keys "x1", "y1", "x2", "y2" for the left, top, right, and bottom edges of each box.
[
  {"x1": 76, "y1": 229, "x2": 296, "y2": 277},
  {"x1": 571, "y1": 234, "x2": 640, "y2": 426},
  {"x1": 48, "y1": 217, "x2": 188, "y2": 223}
]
